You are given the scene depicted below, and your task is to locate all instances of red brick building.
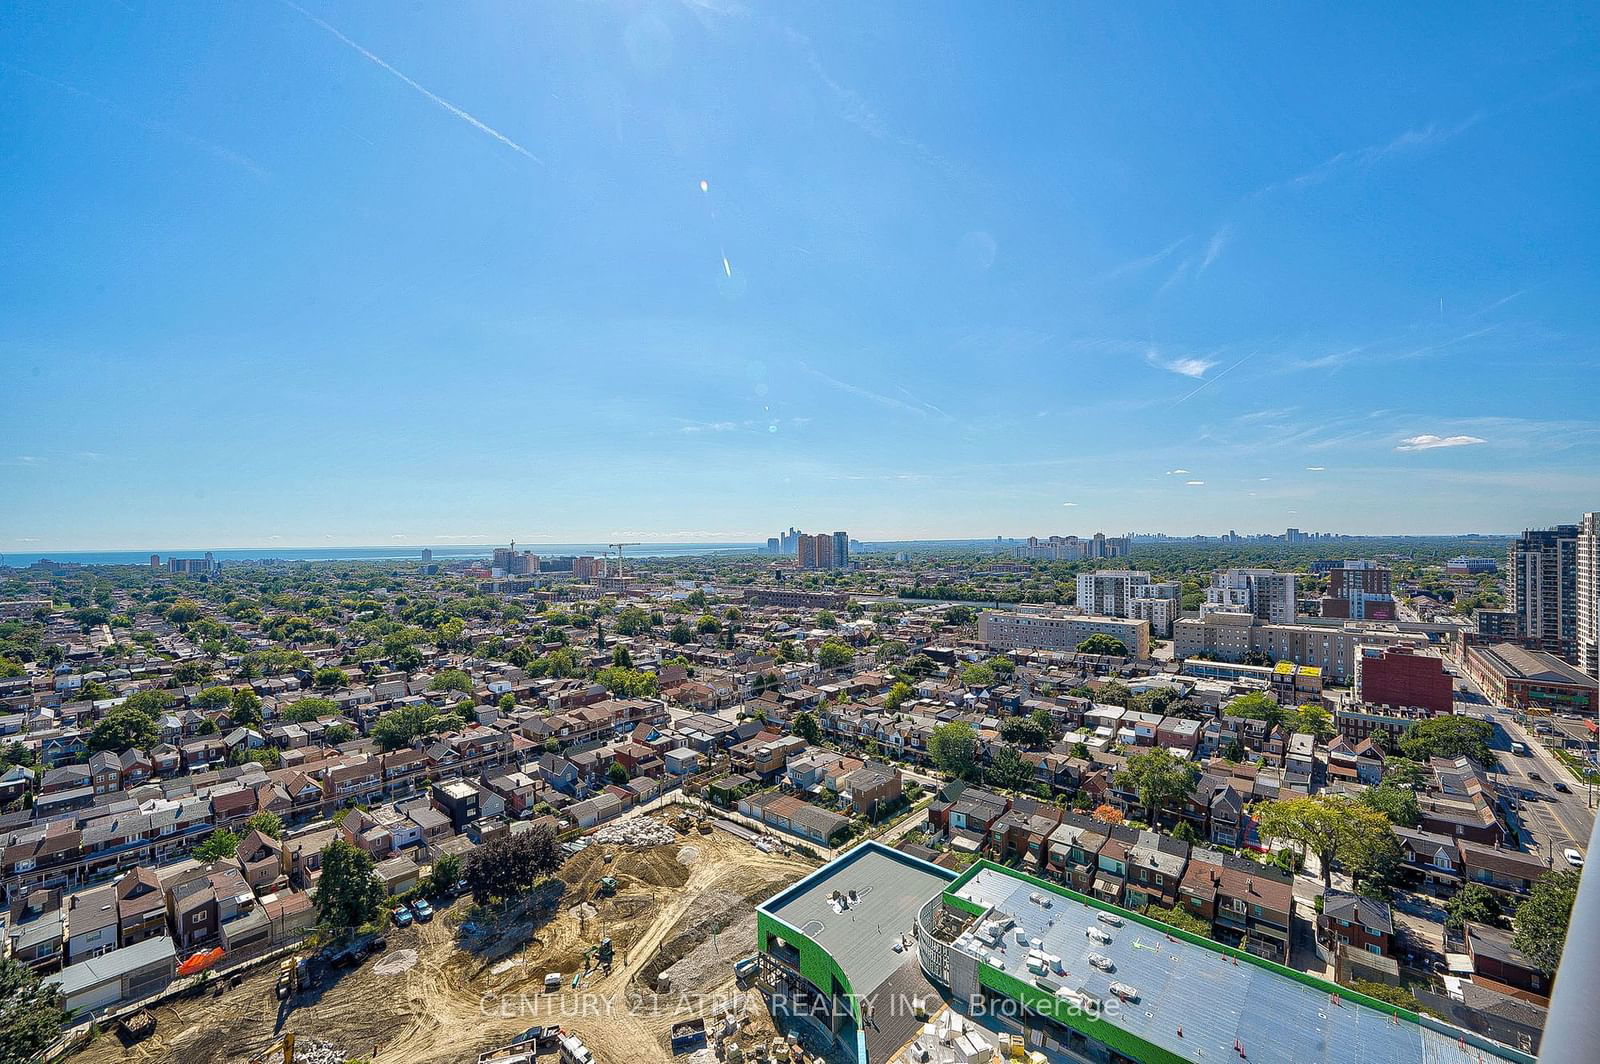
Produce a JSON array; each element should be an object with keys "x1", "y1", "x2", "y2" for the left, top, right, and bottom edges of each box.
[{"x1": 1355, "y1": 645, "x2": 1453, "y2": 717}]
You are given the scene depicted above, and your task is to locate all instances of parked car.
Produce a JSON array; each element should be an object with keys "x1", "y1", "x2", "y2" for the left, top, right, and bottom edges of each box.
[
  {"x1": 392, "y1": 906, "x2": 414, "y2": 928},
  {"x1": 1528, "y1": 771, "x2": 1543, "y2": 782},
  {"x1": 1563, "y1": 848, "x2": 1585, "y2": 868},
  {"x1": 411, "y1": 898, "x2": 435, "y2": 922},
  {"x1": 1554, "y1": 781, "x2": 1571, "y2": 793}
]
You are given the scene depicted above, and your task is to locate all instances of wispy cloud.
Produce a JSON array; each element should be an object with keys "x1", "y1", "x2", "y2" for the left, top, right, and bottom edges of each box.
[
  {"x1": 1103, "y1": 236, "x2": 1189, "y2": 280},
  {"x1": 798, "y1": 363, "x2": 949, "y2": 420},
  {"x1": 1185, "y1": 480, "x2": 1205, "y2": 486},
  {"x1": 1061, "y1": 501, "x2": 1078, "y2": 507},
  {"x1": 1198, "y1": 225, "x2": 1232, "y2": 276},
  {"x1": 1166, "y1": 469, "x2": 1190, "y2": 476},
  {"x1": 1172, "y1": 353, "x2": 1252, "y2": 406},
  {"x1": 1306, "y1": 466, "x2": 1326, "y2": 471},
  {"x1": 1261, "y1": 112, "x2": 1483, "y2": 194},
  {"x1": 283, "y1": 1, "x2": 542, "y2": 164},
  {"x1": 1146, "y1": 349, "x2": 1216, "y2": 379},
  {"x1": 2, "y1": 61, "x2": 268, "y2": 177},
  {"x1": 1396, "y1": 434, "x2": 1487, "y2": 452}
]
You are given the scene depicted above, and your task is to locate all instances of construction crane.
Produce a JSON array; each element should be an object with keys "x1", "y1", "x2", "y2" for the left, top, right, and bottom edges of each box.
[{"x1": 608, "y1": 542, "x2": 641, "y2": 578}]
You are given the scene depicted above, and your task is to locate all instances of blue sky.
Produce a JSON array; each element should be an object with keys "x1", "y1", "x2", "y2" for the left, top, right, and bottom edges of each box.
[{"x1": 2, "y1": 2, "x2": 1596, "y2": 549}]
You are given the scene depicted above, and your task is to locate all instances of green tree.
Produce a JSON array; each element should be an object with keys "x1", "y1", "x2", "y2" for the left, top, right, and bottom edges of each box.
[
  {"x1": 1360, "y1": 784, "x2": 1421, "y2": 827},
  {"x1": 165, "y1": 598, "x2": 203, "y2": 625},
  {"x1": 1255, "y1": 794, "x2": 1398, "y2": 893},
  {"x1": 615, "y1": 606, "x2": 650, "y2": 636},
  {"x1": 883, "y1": 681, "x2": 914, "y2": 712},
  {"x1": 929, "y1": 721, "x2": 980, "y2": 780},
  {"x1": 611, "y1": 645, "x2": 632, "y2": 668},
  {"x1": 1445, "y1": 882, "x2": 1504, "y2": 933},
  {"x1": 243, "y1": 811, "x2": 284, "y2": 839},
  {"x1": 595, "y1": 666, "x2": 659, "y2": 698},
  {"x1": 999, "y1": 709, "x2": 1052, "y2": 748},
  {"x1": 0, "y1": 953, "x2": 68, "y2": 1062},
  {"x1": 1076, "y1": 633, "x2": 1128, "y2": 656},
  {"x1": 1116, "y1": 748, "x2": 1200, "y2": 825},
  {"x1": 608, "y1": 760, "x2": 631, "y2": 785},
  {"x1": 791, "y1": 711, "x2": 821, "y2": 744},
  {"x1": 88, "y1": 706, "x2": 159, "y2": 753},
  {"x1": 817, "y1": 640, "x2": 853, "y2": 670},
  {"x1": 313, "y1": 666, "x2": 347, "y2": 689},
  {"x1": 669, "y1": 621, "x2": 693, "y2": 645},
  {"x1": 815, "y1": 609, "x2": 838, "y2": 629},
  {"x1": 122, "y1": 690, "x2": 172, "y2": 717},
  {"x1": 1511, "y1": 869, "x2": 1580, "y2": 974},
  {"x1": 313, "y1": 838, "x2": 387, "y2": 935},
  {"x1": 986, "y1": 744, "x2": 1036, "y2": 792},
  {"x1": 1145, "y1": 903, "x2": 1212, "y2": 937},
  {"x1": 324, "y1": 723, "x2": 356, "y2": 745},
  {"x1": 429, "y1": 668, "x2": 473, "y2": 694},
  {"x1": 194, "y1": 685, "x2": 234, "y2": 710},
  {"x1": 0, "y1": 657, "x2": 24, "y2": 679},
  {"x1": 1223, "y1": 691, "x2": 1285, "y2": 731},
  {"x1": 943, "y1": 605, "x2": 976, "y2": 626},
  {"x1": 424, "y1": 852, "x2": 464, "y2": 897},
  {"x1": 463, "y1": 825, "x2": 561, "y2": 904},
  {"x1": 1399, "y1": 716, "x2": 1494, "y2": 765},
  {"x1": 283, "y1": 696, "x2": 338, "y2": 723},
  {"x1": 1383, "y1": 757, "x2": 1428, "y2": 789},
  {"x1": 371, "y1": 705, "x2": 444, "y2": 751},
  {"x1": 874, "y1": 640, "x2": 909, "y2": 664},
  {"x1": 960, "y1": 661, "x2": 997, "y2": 688},
  {"x1": 193, "y1": 829, "x2": 240, "y2": 862},
  {"x1": 696, "y1": 614, "x2": 722, "y2": 635},
  {"x1": 230, "y1": 686, "x2": 263, "y2": 723},
  {"x1": 1291, "y1": 704, "x2": 1335, "y2": 741}
]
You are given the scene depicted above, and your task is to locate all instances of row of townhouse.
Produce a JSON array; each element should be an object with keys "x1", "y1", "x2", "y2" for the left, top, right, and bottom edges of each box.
[
  {"x1": 923, "y1": 783, "x2": 1297, "y2": 963},
  {"x1": 1, "y1": 723, "x2": 526, "y2": 899}
]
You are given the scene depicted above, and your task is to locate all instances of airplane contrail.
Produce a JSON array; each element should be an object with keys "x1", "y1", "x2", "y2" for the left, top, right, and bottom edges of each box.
[{"x1": 282, "y1": 1, "x2": 542, "y2": 165}]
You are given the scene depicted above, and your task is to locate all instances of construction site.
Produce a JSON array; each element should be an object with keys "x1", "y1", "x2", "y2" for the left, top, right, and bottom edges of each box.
[{"x1": 65, "y1": 814, "x2": 818, "y2": 1064}]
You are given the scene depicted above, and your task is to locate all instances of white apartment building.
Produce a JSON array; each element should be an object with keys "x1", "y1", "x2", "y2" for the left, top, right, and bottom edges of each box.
[
  {"x1": 1076, "y1": 571, "x2": 1181, "y2": 637},
  {"x1": 1201, "y1": 568, "x2": 1296, "y2": 625},
  {"x1": 1579, "y1": 512, "x2": 1600, "y2": 678}
]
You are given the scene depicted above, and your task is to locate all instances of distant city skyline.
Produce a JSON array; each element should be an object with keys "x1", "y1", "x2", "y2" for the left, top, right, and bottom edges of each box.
[{"x1": 3, "y1": 4, "x2": 1597, "y2": 548}]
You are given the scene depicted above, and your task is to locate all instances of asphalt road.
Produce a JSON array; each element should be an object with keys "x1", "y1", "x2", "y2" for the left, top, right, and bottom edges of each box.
[{"x1": 1450, "y1": 668, "x2": 1594, "y2": 865}]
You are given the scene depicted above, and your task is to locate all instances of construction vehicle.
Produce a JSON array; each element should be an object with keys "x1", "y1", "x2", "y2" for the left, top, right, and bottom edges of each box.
[
  {"x1": 597, "y1": 875, "x2": 617, "y2": 897},
  {"x1": 275, "y1": 958, "x2": 297, "y2": 1000}
]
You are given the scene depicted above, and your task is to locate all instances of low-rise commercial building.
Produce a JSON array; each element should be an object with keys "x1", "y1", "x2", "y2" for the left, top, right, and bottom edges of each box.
[{"x1": 1460, "y1": 643, "x2": 1597, "y2": 715}]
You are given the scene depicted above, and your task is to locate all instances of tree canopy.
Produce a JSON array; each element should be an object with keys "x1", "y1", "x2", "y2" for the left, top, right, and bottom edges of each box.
[
  {"x1": 464, "y1": 825, "x2": 561, "y2": 904},
  {"x1": 817, "y1": 640, "x2": 854, "y2": 670},
  {"x1": 0, "y1": 954, "x2": 68, "y2": 1063},
  {"x1": 1255, "y1": 794, "x2": 1398, "y2": 892},
  {"x1": 88, "y1": 706, "x2": 160, "y2": 753},
  {"x1": 1399, "y1": 716, "x2": 1494, "y2": 764},
  {"x1": 1116, "y1": 748, "x2": 1200, "y2": 824},
  {"x1": 986, "y1": 744, "x2": 1036, "y2": 792},
  {"x1": 313, "y1": 838, "x2": 387, "y2": 936},
  {"x1": 1076, "y1": 633, "x2": 1128, "y2": 656},
  {"x1": 929, "y1": 721, "x2": 979, "y2": 780},
  {"x1": 1511, "y1": 869, "x2": 1579, "y2": 973}
]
